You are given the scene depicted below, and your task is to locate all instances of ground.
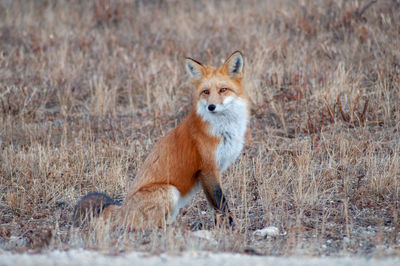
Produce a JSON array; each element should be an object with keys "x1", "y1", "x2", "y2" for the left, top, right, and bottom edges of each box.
[{"x1": 1, "y1": 250, "x2": 400, "y2": 266}]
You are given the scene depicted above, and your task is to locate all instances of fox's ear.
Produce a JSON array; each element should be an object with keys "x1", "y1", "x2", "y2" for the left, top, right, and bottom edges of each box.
[
  {"x1": 223, "y1": 51, "x2": 244, "y2": 77},
  {"x1": 185, "y1": 58, "x2": 203, "y2": 81}
]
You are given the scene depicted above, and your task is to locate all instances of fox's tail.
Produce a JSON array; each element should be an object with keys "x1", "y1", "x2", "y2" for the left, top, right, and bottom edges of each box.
[{"x1": 73, "y1": 192, "x2": 120, "y2": 227}]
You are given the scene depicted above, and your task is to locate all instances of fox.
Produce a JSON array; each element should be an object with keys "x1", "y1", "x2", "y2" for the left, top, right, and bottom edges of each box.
[{"x1": 73, "y1": 51, "x2": 249, "y2": 230}]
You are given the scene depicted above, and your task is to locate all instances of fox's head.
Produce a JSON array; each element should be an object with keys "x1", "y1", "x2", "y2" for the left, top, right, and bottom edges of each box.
[{"x1": 185, "y1": 51, "x2": 248, "y2": 119}]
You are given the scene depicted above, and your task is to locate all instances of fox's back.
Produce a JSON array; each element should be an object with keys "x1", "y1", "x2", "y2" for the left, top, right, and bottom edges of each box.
[{"x1": 127, "y1": 111, "x2": 211, "y2": 197}]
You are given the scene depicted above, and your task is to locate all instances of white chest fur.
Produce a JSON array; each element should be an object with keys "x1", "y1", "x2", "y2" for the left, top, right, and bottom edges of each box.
[{"x1": 197, "y1": 97, "x2": 248, "y2": 173}]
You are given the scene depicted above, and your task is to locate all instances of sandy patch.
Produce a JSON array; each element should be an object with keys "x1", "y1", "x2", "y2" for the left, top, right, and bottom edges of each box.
[{"x1": 0, "y1": 250, "x2": 399, "y2": 266}]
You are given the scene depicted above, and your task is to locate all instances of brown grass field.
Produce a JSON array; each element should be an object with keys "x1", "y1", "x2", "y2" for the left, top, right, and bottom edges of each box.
[{"x1": 0, "y1": 0, "x2": 399, "y2": 257}]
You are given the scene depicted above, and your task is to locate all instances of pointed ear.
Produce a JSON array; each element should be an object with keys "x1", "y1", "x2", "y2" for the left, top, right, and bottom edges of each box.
[
  {"x1": 223, "y1": 51, "x2": 244, "y2": 77},
  {"x1": 185, "y1": 58, "x2": 204, "y2": 81}
]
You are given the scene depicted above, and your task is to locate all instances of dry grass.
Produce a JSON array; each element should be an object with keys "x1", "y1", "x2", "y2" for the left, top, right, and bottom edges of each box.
[{"x1": 0, "y1": 0, "x2": 399, "y2": 257}]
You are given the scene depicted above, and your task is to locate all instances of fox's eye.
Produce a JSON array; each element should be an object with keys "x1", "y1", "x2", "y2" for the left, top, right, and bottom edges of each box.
[
  {"x1": 220, "y1": 88, "x2": 228, "y2": 93},
  {"x1": 202, "y1": 89, "x2": 210, "y2": 95}
]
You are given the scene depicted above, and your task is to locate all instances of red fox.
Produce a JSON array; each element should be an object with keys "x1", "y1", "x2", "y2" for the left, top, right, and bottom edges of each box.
[{"x1": 73, "y1": 51, "x2": 249, "y2": 230}]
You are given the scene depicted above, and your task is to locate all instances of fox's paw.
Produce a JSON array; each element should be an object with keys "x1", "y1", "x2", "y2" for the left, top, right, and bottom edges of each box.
[{"x1": 214, "y1": 213, "x2": 234, "y2": 228}]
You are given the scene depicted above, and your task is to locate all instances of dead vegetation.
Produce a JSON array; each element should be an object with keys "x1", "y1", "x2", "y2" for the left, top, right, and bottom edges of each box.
[{"x1": 0, "y1": 0, "x2": 399, "y2": 257}]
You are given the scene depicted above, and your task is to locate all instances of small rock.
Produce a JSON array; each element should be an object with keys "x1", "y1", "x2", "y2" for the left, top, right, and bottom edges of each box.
[{"x1": 253, "y1": 226, "x2": 280, "y2": 238}]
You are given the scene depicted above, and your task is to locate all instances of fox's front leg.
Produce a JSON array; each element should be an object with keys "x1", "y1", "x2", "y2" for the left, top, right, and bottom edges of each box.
[{"x1": 198, "y1": 170, "x2": 233, "y2": 226}]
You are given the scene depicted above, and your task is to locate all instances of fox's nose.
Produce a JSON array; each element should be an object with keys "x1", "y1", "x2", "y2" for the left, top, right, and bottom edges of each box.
[{"x1": 208, "y1": 104, "x2": 216, "y2": 112}]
